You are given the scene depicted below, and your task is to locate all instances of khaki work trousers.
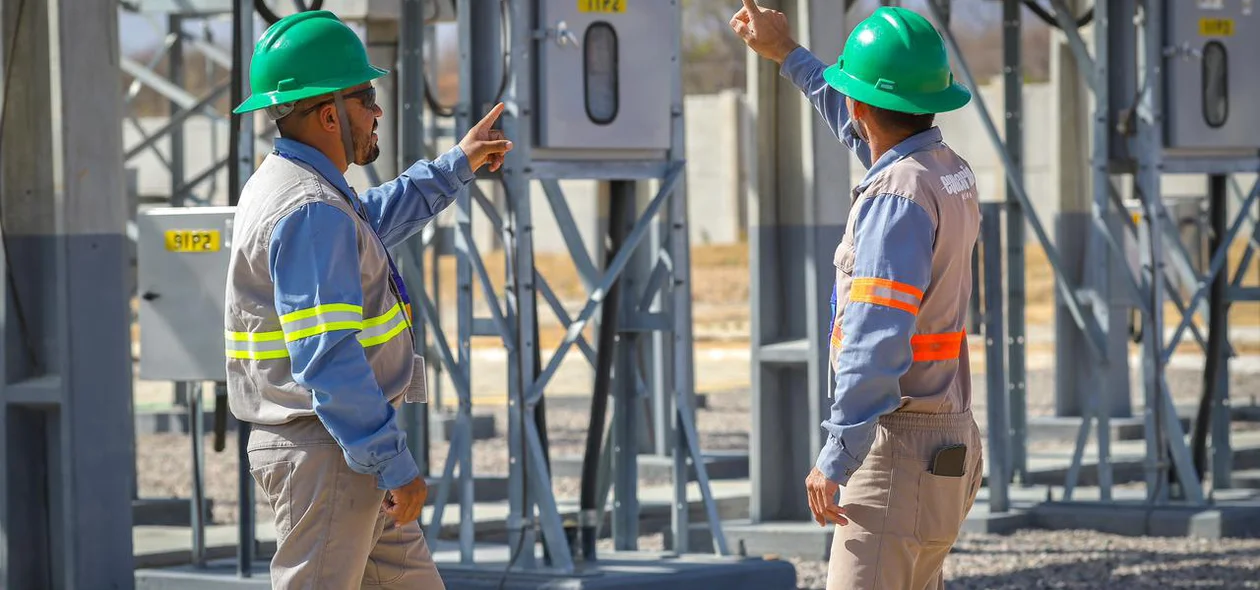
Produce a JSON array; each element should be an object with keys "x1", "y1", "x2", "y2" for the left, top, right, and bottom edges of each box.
[
  {"x1": 246, "y1": 416, "x2": 445, "y2": 590},
  {"x1": 826, "y1": 410, "x2": 983, "y2": 590}
]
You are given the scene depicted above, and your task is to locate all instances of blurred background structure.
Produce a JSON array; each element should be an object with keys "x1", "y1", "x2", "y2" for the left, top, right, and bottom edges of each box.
[{"x1": 2, "y1": 1, "x2": 1260, "y2": 589}]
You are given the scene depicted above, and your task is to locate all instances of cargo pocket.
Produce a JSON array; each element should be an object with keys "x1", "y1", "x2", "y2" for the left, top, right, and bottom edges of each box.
[
  {"x1": 249, "y1": 460, "x2": 295, "y2": 546},
  {"x1": 915, "y1": 469, "x2": 970, "y2": 546}
]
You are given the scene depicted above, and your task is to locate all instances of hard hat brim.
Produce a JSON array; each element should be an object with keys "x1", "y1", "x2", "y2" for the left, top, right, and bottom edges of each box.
[
  {"x1": 822, "y1": 61, "x2": 971, "y2": 115},
  {"x1": 232, "y1": 65, "x2": 389, "y2": 115}
]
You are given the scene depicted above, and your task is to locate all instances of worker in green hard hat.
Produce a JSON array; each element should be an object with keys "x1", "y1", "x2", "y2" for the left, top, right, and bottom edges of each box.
[
  {"x1": 734, "y1": 3, "x2": 982, "y2": 588},
  {"x1": 224, "y1": 10, "x2": 510, "y2": 589}
]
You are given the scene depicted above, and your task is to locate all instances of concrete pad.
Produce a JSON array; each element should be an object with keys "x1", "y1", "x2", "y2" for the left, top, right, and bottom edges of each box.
[
  {"x1": 668, "y1": 520, "x2": 834, "y2": 561},
  {"x1": 135, "y1": 548, "x2": 798, "y2": 590},
  {"x1": 430, "y1": 412, "x2": 498, "y2": 442},
  {"x1": 134, "y1": 497, "x2": 214, "y2": 527},
  {"x1": 548, "y1": 451, "x2": 749, "y2": 482},
  {"x1": 1025, "y1": 415, "x2": 1182, "y2": 442},
  {"x1": 960, "y1": 508, "x2": 1035, "y2": 535},
  {"x1": 1031, "y1": 501, "x2": 1260, "y2": 539}
]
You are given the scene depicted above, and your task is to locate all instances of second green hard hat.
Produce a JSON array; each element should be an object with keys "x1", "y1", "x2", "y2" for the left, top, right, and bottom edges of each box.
[
  {"x1": 822, "y1": 6, "x2": 971, "y2": 114},
  {"x1": 233, "y1": 10, "x2": 387, "y2": 115}
]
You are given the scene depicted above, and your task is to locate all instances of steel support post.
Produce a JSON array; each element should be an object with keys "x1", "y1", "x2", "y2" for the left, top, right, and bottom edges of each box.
[
  {"x1": 1206, "y1": 175, "x2": 1232, "y2": 489},
  {"x1": 1133, "y1": 0, "x2": 1204, "y2": 505},
  {"x1": 229, "y1": 0, "x2": 256, "y2": 574},
  {"x1": 397, "y1": 0, "x2": 432, "y2": 480},
  {"x1": 747, "y1": 0, "x2": 849, "y2": 525},
  {"x1": 610, "y1": 181, "x2": 640, "y2": 550},
  {"x1": 1087, "y1": 0, "x2": 1116, "y2": 499},
  {"x1": 1, "y1": 0, "x2": 135, "y2": 587},
  {"x1": 1000, "y1": 0, "x2": 1028, "y2": 484},
  {"x1": 981, "y1": 202, "x2": 1010, "y2": 514}
]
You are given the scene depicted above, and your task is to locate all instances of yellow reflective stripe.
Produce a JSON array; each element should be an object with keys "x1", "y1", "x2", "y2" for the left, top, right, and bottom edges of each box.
[
  {"x1": 225, "y1": 348, "x2": 290, "y2": 361},
  {"x1": 359, "y1": 307, "x2": 409, "y2": 348},
  {"x1": 363, "y1": 303, "x2": 402, "y2": 328},
  {"x1": 279, "y1": 303, "x2": 366, "y2": 343},
  {"x1": 284, "y1": 320, "x2": 366, "y2": 343},
  {"x1": 225, "y1": 331, "x2": 290, "y2": 360},
  {"x1": 224, "y1": 329, "x2": 284, "y2": 342},
  {"x1": 278, "y1": 303, "x2": 364, "y2": 325}
]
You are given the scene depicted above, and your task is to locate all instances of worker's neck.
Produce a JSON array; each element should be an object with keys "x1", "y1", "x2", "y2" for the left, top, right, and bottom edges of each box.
[
  {"x1": 289, "y1": 131, "x2": 350, "y2": 173},
  {"x1": 866, "y1": 128, "x2": 916, "y2": 167}
]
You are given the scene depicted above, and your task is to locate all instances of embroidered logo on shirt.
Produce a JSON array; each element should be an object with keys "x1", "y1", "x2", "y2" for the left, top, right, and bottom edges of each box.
[{"x1": 939, "y1": 165, "x2": 977, "y2": 197}]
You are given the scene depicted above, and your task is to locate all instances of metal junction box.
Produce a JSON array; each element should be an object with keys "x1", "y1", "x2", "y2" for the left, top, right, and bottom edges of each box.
[
  {"x1": 1165, "y1": 0, "x2": 1260, "y2": 150},
  {"x1": 137, "y1": 207, "x2": 235, "y2": 382},
  {"x1": 535, "y1": 0, "x2": 675, "y2": 151}
]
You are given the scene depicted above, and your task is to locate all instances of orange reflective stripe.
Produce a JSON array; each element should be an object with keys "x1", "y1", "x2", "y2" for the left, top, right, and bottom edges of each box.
[
  {"x1": 830, "y1": 329, "x2": 965, "y2": 363},
  {"x1": 911, "y1": 331, "x2": 966, "y2": 362},
  {"x1": 849, "y1": 278, "x2": 922, "y2": 315}
]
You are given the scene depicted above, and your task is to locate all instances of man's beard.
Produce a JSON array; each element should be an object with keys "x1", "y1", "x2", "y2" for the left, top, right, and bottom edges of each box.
[{"x1": 354, "y1": 122, "x2": 381, "y2": 165}]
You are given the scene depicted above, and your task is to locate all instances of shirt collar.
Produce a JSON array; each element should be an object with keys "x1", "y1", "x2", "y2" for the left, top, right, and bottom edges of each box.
[
  {"x1": 854, "y1": 126, "x2": 944, "y2": 191},
  {"x1": 272, "y1": 137, "x2": 357, "y2": 201}
]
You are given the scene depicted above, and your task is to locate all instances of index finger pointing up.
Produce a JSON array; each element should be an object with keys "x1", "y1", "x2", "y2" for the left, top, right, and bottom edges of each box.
[
  {"x1": 474, "y1": 102, "x2": 506, "y2": 131},
  {"x1": 741, "y1": 0, "x2": 761, "y2": 16}
]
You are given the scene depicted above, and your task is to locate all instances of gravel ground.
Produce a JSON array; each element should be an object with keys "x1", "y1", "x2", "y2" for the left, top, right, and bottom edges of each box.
[
  {"x1": 789, "y1": 530, "x2": 1260, "y2": 589},
  {"x1": 135, "y1": 364, "x2": 1260, "y2": 587}
]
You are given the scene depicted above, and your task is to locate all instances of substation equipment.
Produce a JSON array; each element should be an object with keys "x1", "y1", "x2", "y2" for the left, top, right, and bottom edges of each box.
[{"x1": 21, "y1": 0, "x2": 796, "y2": 588}]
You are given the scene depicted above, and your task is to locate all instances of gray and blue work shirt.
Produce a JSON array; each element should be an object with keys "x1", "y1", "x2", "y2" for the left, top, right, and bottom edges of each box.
[{"x1": 781, "y1": 47, "x2": 982, "y2": 486}]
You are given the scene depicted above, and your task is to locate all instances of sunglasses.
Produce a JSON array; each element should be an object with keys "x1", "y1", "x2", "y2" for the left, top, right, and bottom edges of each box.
[{"x1": 301, "y1": 86, "x2": 377, "y2": 116}]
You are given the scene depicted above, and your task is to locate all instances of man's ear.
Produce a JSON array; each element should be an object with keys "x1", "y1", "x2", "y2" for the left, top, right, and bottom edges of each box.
[{"x1": 321, "y1": 104, "x2": 339, "y2": 133}]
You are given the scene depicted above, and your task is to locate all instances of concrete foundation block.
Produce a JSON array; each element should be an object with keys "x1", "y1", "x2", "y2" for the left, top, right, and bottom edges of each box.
[
  {"x1": 430, "y1": 412, "x2": 498, "y2": 442},
  {"x1": 961, "y1": 509, "x2": 1034, "y2": 535},
  {"x1": 549, "y1": 451, "x2": 749, "y2": 482},
  {"x1": 133, "y1": 497, "x2": 214, "y2": 527},
  {"x1": 1031, "y1": 501, "x2": 1260, "y2": 539}
]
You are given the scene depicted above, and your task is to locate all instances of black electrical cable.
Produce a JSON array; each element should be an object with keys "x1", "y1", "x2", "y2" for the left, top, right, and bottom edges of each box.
[
  {"x1": 0, "y1": 0, "x2": 41, "y2": 375},
  {"x1": 254, "y1": 0, "x2": 324, "y2": 25},
  {"x1": 1022, "y1": 1, "x2": 1094, "y2": 30}
]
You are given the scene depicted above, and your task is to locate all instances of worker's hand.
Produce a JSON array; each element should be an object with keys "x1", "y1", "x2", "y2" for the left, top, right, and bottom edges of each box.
[
  {"x1": 730, "y1": 0, "x2": 799, "y2": 64},
  {"x1": 458, "y1": 102, "x2": 514, "y2": 173},
  {"x1": 805, "y1": 467, "x2": 848, "y2": 527},
  {"x1": 382, "y1": 476, "x2": 428, "y2": 528}
]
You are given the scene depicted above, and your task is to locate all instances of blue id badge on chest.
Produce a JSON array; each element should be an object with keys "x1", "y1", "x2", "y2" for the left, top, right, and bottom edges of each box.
[{"x1": 405, "y1": 354, "x2": 428, "y2": 404}]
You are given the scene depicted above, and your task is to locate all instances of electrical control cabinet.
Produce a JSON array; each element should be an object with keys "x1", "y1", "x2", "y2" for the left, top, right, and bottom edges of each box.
[
  {"x1": 535, "y1": 0, "x2": 676, "y2": 151},
  {"x1": 1165, "y1": 0, "x2": 1260, "y2": 150},
  {"x1": 137, "y1": 207, "x2": 235, "y2": 382}
]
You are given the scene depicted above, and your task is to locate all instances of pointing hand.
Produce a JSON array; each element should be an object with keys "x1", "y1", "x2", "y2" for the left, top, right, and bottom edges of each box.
[
  {"x1": 730, "y1": 0, "x2": 799, "y2": 64},
  {"x1": 458, "y1": 102, "x2": 514, "y2": 173}
]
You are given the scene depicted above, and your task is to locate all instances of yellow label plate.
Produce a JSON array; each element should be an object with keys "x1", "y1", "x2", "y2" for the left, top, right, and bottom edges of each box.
[
  {"x1": 578, "y1": 0, "x2": 625, "y2": 13},
  {"x1": 164, "y1": 229, "x2": 221, "y2": 253},
  {"x1": 1200, "y1": 17, "x2": 1235, "y2": 36}
]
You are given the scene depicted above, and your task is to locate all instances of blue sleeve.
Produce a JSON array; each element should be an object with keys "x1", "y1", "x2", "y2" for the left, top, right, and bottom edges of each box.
[
  {"x1": 358, "y1": 145, "x2": 476, "y2": 249},
  {"x1": 269, "y1": 202, "x2": 420, "y2": 491},
  {"x1": 815, "y1": 195, "x2": 935, "y2": 486},
  {"x1": 779, "y1": 46, "x2": 873, "y2": 169}
]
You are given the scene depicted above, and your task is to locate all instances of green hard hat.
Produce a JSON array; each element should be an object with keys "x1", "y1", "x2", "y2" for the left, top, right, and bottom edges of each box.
[
  {"x1": 233, "y1": 10, "x2": 387, "y2": 114},
  {"x1": 822, "y1": 6, "x2": 970, "y2": 114}
]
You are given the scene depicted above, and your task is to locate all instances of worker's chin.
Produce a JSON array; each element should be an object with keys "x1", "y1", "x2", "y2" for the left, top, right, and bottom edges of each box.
[{"x1": 357, "y1": 145, "x2": 381, "y2": 166}]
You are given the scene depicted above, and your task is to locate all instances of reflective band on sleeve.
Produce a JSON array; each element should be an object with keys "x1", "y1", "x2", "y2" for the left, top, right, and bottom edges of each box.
[
  {"x1": 849, "y1": 278, "x2": 923, "y2": 315},
  {"x1": 358, "y1": 303, "x2": 409, "y2": 348},
  {"x1": 910, "y1": 331, "x2": 966, "y2": 362},
  {"x1": 830, "y1": 329, "x2": 966, "y2": 363},
  {"x1": 224, "y1": 330, "x2": 289, "y2": 360},
  {"x1": 279, "y1": 303, "x2": 365, "y2": 343}
]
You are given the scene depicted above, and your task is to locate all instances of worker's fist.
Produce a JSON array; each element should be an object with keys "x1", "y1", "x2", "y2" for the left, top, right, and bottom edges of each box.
[
  {"x1": 458, "y1": 102, "x2": 513, "y2": 173},
  {"x1": 730, "y1": 0, "x2": 799, "y2": 64},
  {"x1": 382, "y1": 476, "x2": 428, "y2": 528}
]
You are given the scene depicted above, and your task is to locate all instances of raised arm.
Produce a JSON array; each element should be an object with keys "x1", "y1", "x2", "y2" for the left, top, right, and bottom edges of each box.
[
  {"x1": 731, "y1": 0, "x2": 871, "y2": 166},
  {"x1": 359, "y1": 102, "x2": 514, "y2": 249}
]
